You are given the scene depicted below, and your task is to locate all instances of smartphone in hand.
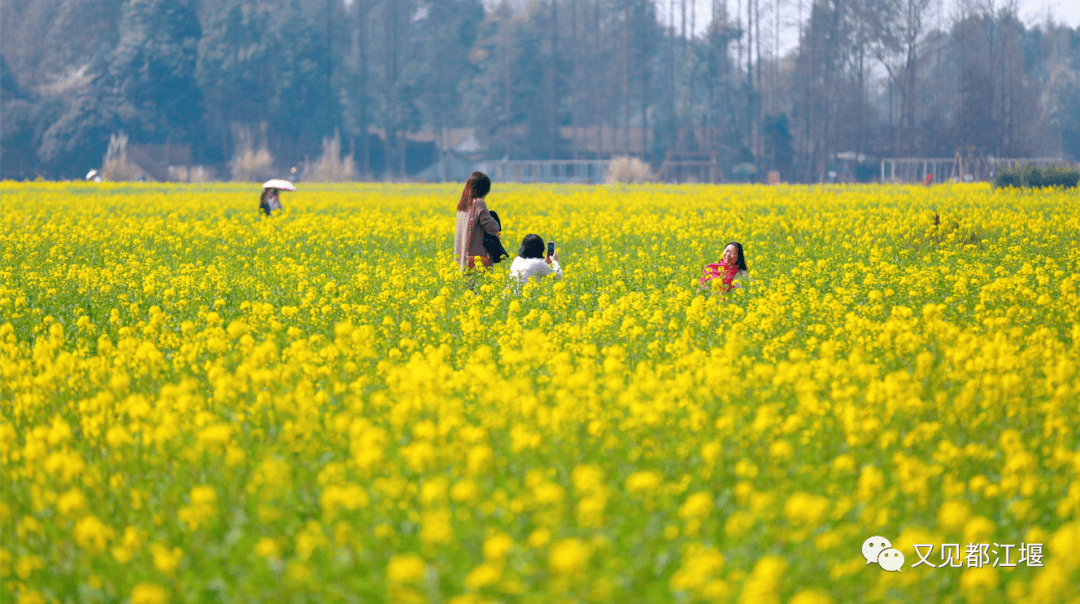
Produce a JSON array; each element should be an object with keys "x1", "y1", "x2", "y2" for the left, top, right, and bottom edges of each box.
[{"x1": 547, "y1": 241, "x2": 555, "y2": 257}]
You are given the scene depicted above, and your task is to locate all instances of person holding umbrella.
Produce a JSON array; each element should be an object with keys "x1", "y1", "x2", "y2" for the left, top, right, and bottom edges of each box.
[{"x1": 260, "y1": 179, "x2": 295, "y2": 216}]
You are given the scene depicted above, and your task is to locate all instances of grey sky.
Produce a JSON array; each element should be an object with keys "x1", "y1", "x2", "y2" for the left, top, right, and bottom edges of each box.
[
  {"x1": 667, "y1": 0, "x2": 1080, "y2": 55},
  {"x1": 484, "y1": 0, "x2": 1080, "y2": 56}
]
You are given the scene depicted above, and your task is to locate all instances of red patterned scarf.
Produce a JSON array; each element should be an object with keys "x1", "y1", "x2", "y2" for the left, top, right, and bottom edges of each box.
[{"x1": 699, "y1": 261, "x2": 738, "y2": 293}]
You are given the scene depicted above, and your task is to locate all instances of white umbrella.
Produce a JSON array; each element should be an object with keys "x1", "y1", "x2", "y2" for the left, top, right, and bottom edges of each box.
[{"x1": 262, "y1": 179, "x2": 296, "y2": 191}]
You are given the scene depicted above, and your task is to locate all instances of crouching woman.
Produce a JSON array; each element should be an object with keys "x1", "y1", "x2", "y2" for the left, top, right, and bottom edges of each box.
[{"x1": 510, "y1": 234, "x2": 562, "y2": 284}]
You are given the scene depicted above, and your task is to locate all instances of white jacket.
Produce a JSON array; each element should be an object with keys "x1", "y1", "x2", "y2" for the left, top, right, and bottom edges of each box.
[{"x1": 509, "y1": 256, "x2": 562, "y2": 284}]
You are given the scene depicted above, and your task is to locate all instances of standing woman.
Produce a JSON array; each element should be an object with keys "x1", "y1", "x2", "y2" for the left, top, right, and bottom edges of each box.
[
  {"x1": 454, "y1": 172, "x2": 501, "y2": 270},
  {"x1": 259, "y1": 179, "x2": 294, "y2": 215},
  {"x1": 259, "y1": 188, "x2": 282, "y2": 216}
]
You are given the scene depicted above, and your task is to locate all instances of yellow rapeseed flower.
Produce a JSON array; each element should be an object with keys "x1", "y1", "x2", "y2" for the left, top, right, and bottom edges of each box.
[
  {"x1": 549, "y1": 538, "x2": 591, "y2": 575},
  {"x1": 130, "y1": 583, "x2": 168, "y2": 604},
  {"x1": 4, "y1": 182, "x2": 1079, "y2": 600},
  {"x1": 386, "y1": 554, "x2": 426, "y2": 583}
]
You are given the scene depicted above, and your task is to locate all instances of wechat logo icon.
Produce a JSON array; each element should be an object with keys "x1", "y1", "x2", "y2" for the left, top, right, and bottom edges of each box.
[{"x1": 863, "y1": 536, "x2": 905, "y2": 572}]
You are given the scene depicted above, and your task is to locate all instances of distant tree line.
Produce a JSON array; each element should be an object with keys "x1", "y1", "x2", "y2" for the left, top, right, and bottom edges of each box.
[{"x1": 2, "y1": 0, "x2": 1079, "y2": 181}]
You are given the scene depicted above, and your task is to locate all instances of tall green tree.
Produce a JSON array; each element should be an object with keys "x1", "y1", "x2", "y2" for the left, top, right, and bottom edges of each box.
[
  {"x1": 412, "y1": 0, "x2": 485, "y2": 174},
  {"x1": 1, "y1": 0, "x2": 126, "y2": 177},
  {"x1": 268, "y1": 0, "x2": 340, "y2": 165},
  {"x1": 196, "y1": 1, "x2": 275, "y2": 162},
  {"x1": 626, "y1": 0, "x2": 661, "y2": 158},
  {"x1": 197, "y1": 0, "x2": 340, "y2": 167},
  {"x1": 373, "y1": 0, "x2": 420, "y2": 176},
  {"x1": 511, "y1": 5, "x2": 556, "y2": 158},
  {"x1": 0, "y1": 0, "x2": 124, "y2": 89},
  {"x1": 343, "y1": 0, "x2": 376, "y2": 175},
  {"x1": 1041, "y1": 26, "x2": 1080, "y2": 160},
  {"x1": 792, "y1": 0, "x2": 845, "y2": 181},
  {"x1": 107, "y1": 0, "x2": 204, "y2": 144},
  {"x1": 1, "y1": 55, "x2": 41, "y2": 178}
]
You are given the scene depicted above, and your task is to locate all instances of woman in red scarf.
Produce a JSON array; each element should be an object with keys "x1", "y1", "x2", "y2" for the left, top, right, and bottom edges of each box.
[{"x1": 699, "y1": 241, "x2": 750, "y2": 292}]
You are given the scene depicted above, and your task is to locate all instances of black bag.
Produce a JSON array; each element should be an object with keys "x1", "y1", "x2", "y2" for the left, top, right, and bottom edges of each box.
[{"x1": 482, "y1": 210, "x2": 510, "y2": 264}]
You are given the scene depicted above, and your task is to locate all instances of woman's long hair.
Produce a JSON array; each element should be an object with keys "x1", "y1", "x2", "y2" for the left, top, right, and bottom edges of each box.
[
  {"x1": 726, "y1": 241, "x2": 749, "y2": 272},
  {"x1": 457, "y1": 172, "x2": 491, "y2": 212}
]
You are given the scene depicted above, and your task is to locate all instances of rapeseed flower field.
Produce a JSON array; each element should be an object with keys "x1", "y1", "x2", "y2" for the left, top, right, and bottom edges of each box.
[{"x1": 1, "y1": 182, "x2": 1078, "y2": 603}]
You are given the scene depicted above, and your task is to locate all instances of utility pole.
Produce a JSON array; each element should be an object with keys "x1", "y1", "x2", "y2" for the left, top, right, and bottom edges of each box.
[
  {"x1": 682, "y1": 0, "x2": 688, "y2": 149},
  {"x1": 355, "y1": 0, "x2": 370, "y2": 176},
  {"x1": 670, "y1": 0, "x2": 677, "y2": 149},
  {"x1": 746, "y1": 0, "x2": 755, "y2": 164},
  {"x1": 639, "y1": 0, "x2": 650, "y2": 159},
  {"x1": 387, "y1": 0, "x2": 399, "y2": 177},
  {"x1": 755, "y1": 0, "x2": 761, "y2": 159},
  {"x1": 596, "y1": 0, "x2": 605, "y2": 160},
  {"x1": 551, "y1": 0, "x2": 559, "y2": 160},
  {"x1": 624, "y1": 0, "x2": 631, "y2": 156},
  {"x1": 572, "y1": 0, "x2": 579, "y2": 160},
  {"x1": 775, "y1": 0, "x2": 780, "y2": 116},
  {"x1": 737, "y1": 0, "x2": 743, "y2": 84},
  {"x1": 503, "y1": 10, "x2": 511, "y2": 159},
  {"x1": 691, "y1": 0, "x2": 696, "y2": 151}
]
